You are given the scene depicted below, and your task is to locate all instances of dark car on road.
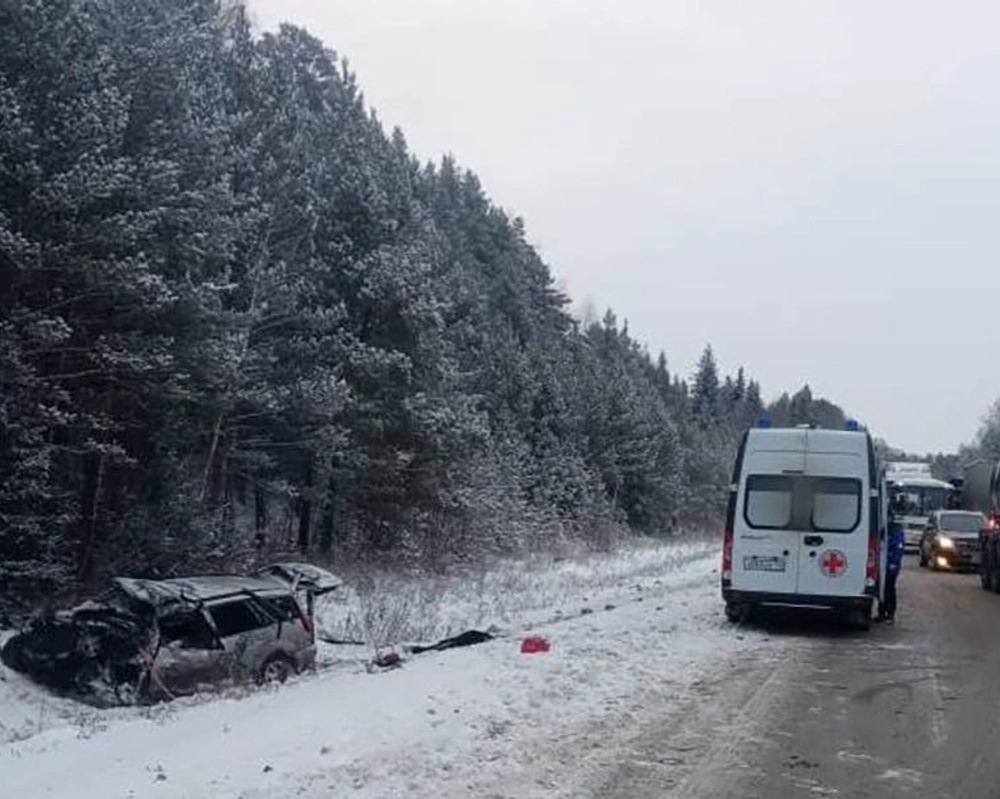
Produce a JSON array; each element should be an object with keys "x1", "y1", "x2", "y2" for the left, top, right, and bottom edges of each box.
[{"x1": 919, "y1": 510, "x2": 986, "y2": 571}]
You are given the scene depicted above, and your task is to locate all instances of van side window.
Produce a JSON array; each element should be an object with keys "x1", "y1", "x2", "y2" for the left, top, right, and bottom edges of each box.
[
  {"x1": 209, "y1": 600, "x2": 271, "y2": 638},
  {"x1": 745, "y1": 475, "x2": 793, "y2": 529},
  {"x1": 811, "y1": 478, "x2": 862, "y2": 533}
]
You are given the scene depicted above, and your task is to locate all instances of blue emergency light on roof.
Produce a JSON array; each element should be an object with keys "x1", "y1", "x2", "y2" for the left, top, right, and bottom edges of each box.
[
  {"x1": 757, "y1": 417, "x2": 772, "y2": 428},
  {"x1": 845, "y1": 419, "x2": 860, "y2": 431}
]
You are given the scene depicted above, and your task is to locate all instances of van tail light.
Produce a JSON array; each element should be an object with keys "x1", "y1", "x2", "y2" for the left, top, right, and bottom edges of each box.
[
  {"x1": 865, "y1": 533, "x2": 879, "y2": 589},
  {"x1": 988, "y1": 515, "x2": 998, "y2": 532},
  {"x1": 722, "y1": 526, "x2": 734, "y2": 583}
]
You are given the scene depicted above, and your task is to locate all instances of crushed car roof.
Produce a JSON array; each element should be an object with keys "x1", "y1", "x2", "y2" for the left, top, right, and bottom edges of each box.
[
  {"x1": 255, "y1": 563, "x2": 342, "y2": 595},
  {"x1": 112, "y1": 564, "x2": 342, "y2": 611},
  {"x1": 113, "y1": 575, "x2": 290, "y2": 608}
]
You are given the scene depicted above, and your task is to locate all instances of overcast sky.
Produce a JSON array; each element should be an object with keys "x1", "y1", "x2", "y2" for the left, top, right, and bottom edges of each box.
[{"x1": 249, "y1": 0, "x2": 1000, "y2": 455}]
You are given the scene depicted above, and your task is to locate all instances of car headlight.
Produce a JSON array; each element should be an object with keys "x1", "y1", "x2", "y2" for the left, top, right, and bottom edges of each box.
[{"x1": 936, "y1": 535, "x2": 955, "y2": 550}]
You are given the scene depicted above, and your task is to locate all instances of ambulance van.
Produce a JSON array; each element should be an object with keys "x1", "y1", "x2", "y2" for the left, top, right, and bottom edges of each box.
[{"x1": 721, "y1": 423, "x2": 881, "y2": 629}]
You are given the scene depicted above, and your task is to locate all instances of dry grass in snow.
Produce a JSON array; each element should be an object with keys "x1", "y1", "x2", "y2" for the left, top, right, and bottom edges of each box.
[{"x1": 319, "y1": 535, "x2": 717, "y2": 650}]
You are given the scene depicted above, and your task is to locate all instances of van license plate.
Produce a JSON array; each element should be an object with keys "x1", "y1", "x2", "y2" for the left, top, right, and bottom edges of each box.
[{"x1": 744, "y1": 555, "x2": 786, "y2": 572}]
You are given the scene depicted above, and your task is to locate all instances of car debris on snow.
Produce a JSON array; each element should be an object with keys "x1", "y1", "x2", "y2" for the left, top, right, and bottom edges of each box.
[
  {"x1": 520, "y1": 635, "x2": 551, "y2": 654},
  {"x1": 409, "y1": 629, "x2": 495, "y2": 654}
]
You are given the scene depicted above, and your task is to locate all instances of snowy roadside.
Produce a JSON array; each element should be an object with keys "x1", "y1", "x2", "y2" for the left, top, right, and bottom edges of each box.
[
  {"x1": 316, "y1": 536, "x2": 719, "y2": 652},
  {"x1": 0, "y1": 538, "x2": 718, "y2": 745},
  {"x1": 1, "y1": 630, "x2": 135, "y2": 746},
  {"x1": 0, "y1": 541, "x2": 787, "y2": 799}
]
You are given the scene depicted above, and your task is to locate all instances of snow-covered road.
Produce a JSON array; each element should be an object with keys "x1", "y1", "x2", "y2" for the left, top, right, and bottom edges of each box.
[{"x1": 1, "y1": 545, "x2": 785, "y2": 799}]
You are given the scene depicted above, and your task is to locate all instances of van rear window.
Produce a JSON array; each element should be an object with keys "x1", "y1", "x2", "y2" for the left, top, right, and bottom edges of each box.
[
  {"x1": 811, "y1": 478, "x2": 862, "y2": 532},
  {"x1": 744, "y1": 475, "x2": 861, "y2": 533},
  {"x1": 745, "y1": 475, "x2": 793, "y2": 529}
]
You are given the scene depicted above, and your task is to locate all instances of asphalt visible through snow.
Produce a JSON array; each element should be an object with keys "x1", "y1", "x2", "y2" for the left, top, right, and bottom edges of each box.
[{"x1": 590, "y1": 555, "x2": 1000, "y2": 799}]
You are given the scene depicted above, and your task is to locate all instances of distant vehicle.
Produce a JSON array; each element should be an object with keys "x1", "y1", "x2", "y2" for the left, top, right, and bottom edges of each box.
[
  {"x1": 883, "y1": 462, "x2": 955, "y2": 552},
  {"x1": 884, "y1": 461, "x2": 935, "y2": 481},
  {"x1": 722, "y1": 422, "x2": 880, "y2": 630},
  {"x1": 960, "y1": 460, "x2": 994, "y2": 515},
  {"x1": 947, "y1": 477, "x2": 964, "y2": 508},
  {"x1": 0, "y1": 563, "x2": 340, "y2": 706},
  {"x1": 919, "y1": 510, "x2": 985, "y2": 571},
  {"x1": 966, "y1": 459, "x2": 1000, "y2": 591}
]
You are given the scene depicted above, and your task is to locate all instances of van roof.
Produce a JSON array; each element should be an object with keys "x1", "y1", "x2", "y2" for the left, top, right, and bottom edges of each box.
[{"x1": 746, "y1": 427, "x2": 870, "y2": 456}]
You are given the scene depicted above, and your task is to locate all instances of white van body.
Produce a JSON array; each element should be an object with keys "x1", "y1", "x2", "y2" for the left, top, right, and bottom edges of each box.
[{"x1": 722, "y1": 426, "x2": 879, "y2": 627}]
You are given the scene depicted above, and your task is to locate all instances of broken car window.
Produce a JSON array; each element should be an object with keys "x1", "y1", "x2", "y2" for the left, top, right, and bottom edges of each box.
[
  {"x1": 158, "y1": 613, "x2": 218, "y2": 650},
  {"x1": 258, "y1": 594, "x2": 303, "y2": 623},
  {"x1": 209, "y1": 599, "x2": 271, "y2": 638}
]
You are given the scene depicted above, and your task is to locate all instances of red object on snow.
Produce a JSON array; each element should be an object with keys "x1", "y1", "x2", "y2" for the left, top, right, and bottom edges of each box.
[{"x1": 520, "y1": 635, "x2": 551, "y2": 654}]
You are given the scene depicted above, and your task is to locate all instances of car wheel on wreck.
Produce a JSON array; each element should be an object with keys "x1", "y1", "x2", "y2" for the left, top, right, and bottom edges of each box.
[
  {"x1": 111, "y1": 675, "x2": 146, "y2": 706},
  {"x1": 0, "y1": 632, "x2": 28, "y2": 672},
  {"x1": 257, "y1": 654, "x2": 295, "y2": 685}
]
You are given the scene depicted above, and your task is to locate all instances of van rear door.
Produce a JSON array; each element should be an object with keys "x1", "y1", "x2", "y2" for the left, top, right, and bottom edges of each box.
[
  {"x1": 795, "y1": 449, "x2": 867, "y2": 598},
  {"x1": 735, "y1": 443, "x2": 805, "y2": 595}
]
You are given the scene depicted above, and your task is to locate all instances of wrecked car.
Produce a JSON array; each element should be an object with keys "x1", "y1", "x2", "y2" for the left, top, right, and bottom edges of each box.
[{"x1": 0, "y1": 563, "x2": 340, "y2": 706}]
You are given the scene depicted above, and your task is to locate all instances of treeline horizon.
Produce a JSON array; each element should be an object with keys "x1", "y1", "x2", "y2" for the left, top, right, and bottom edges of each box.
[{"x1": 1, "y1": 0, "x2": 854, "y2": 613}]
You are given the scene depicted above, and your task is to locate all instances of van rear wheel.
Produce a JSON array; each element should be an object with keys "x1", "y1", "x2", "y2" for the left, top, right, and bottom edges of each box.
[
  {"x1": 844, "y1": 603, "x2": 872, "y2": 632},
  {"x1": 724, "y1": 602, "x2": 748, "y2": 624},
  {"x1": 988, "y1": 547, "x2": 1000, "y2": 592}
]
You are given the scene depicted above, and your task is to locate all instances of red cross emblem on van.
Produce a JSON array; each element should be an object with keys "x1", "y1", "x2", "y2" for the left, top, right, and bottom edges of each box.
[{"x1": 820, "y1": 549, "x2": 847, "y2": 577}]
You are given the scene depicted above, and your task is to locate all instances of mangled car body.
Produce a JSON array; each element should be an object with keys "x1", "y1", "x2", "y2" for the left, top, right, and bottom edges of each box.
[
  {"x1": 0, "y1": 601, "x2": 154, "y2": 705},
  {"x1": 1, "y1": 564, "x2": 340, "y2": 706}
]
